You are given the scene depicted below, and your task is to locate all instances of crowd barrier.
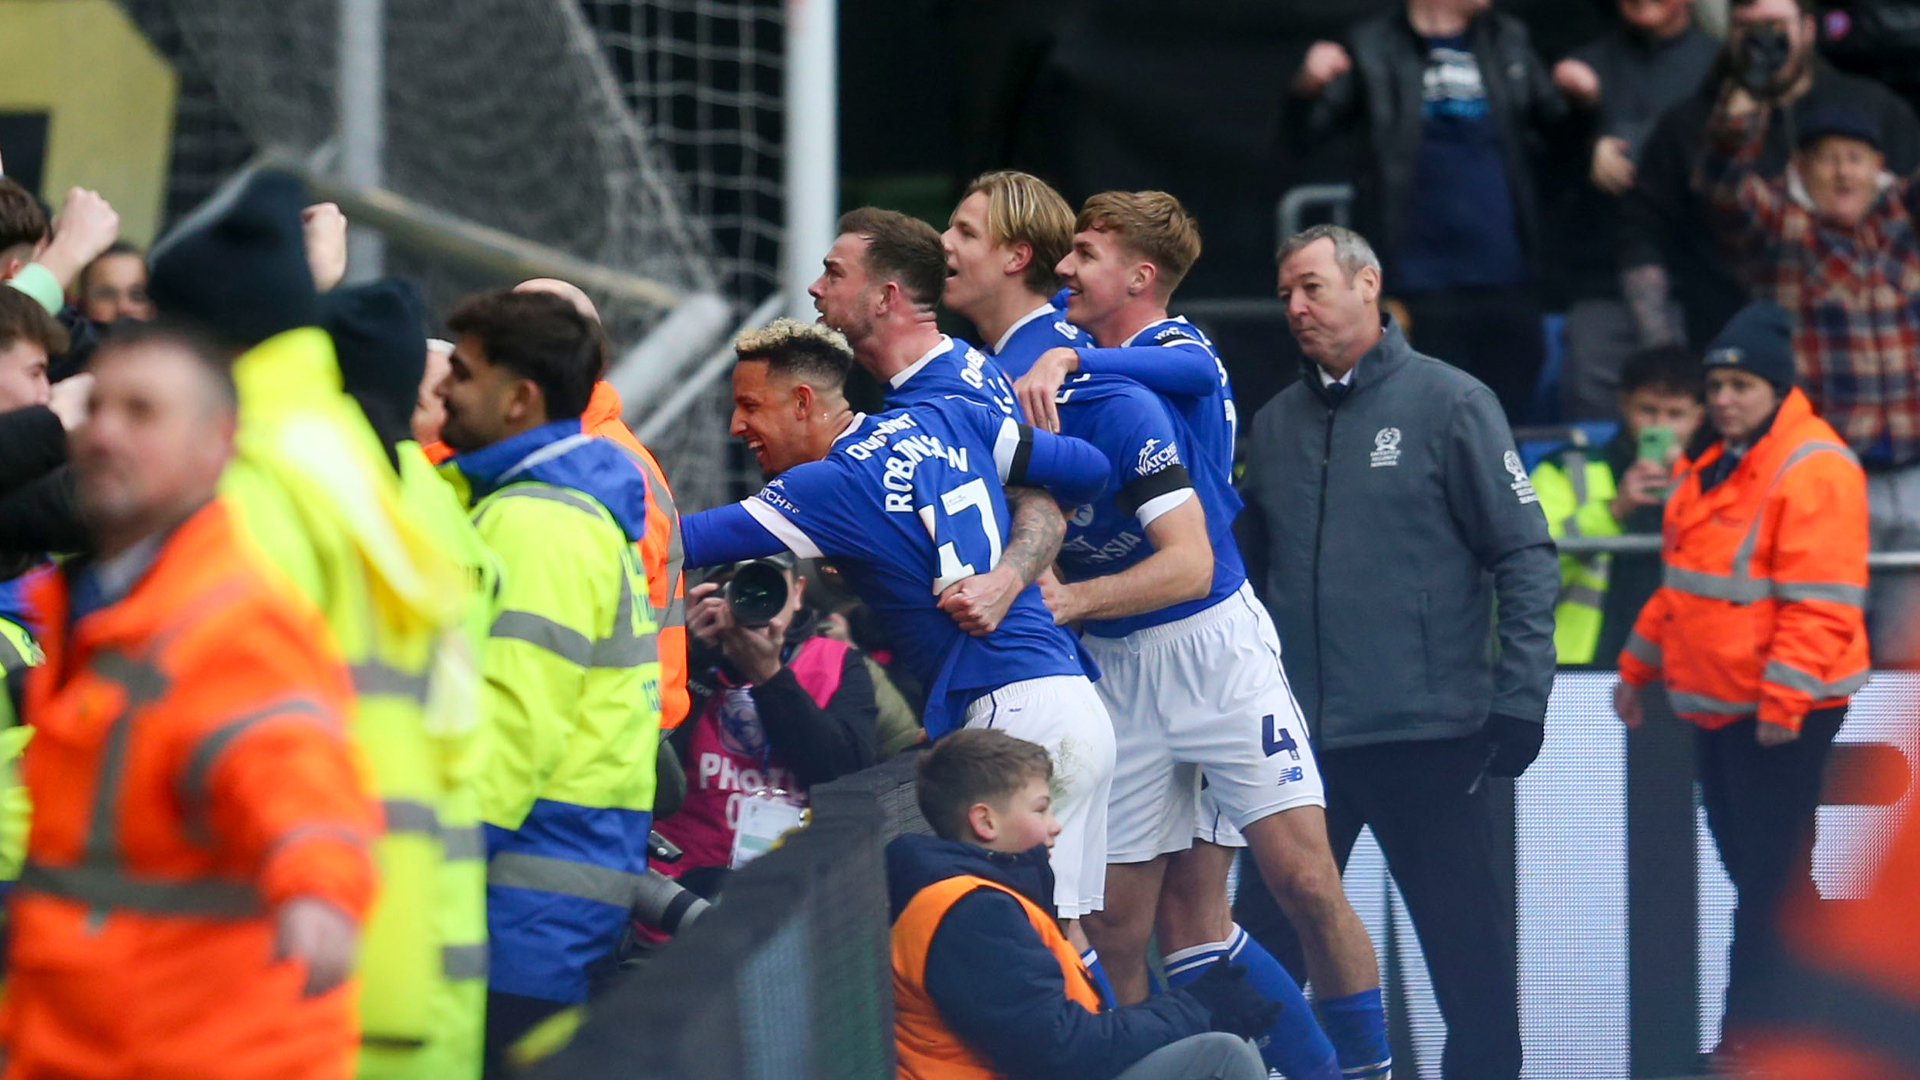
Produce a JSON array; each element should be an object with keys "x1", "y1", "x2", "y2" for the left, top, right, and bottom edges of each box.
[
  {"x1": 539, "y1": 675, "x2": 1914, "y2": 1080},
  {"x1": 529, "y1": 773, "x2": 898, "y2": 1080}
]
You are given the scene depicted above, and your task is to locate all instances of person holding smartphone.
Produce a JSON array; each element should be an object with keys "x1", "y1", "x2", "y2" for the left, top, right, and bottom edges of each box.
[{"x1": 1530, "y1": 345, "x2": 1704, "y2": 664}]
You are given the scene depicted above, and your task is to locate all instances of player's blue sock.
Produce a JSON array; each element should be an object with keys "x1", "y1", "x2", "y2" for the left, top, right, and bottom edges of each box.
[
  {"x1": 1165, "y1": 929, "x2": 1341, "y2": 1080},
  {"x1": 1317, "y1": 986, "x2": 1391, "y2": 1080},
  {"x1": 1227, "y1": 924, "x2": 1342, "y2": 1080},
  {"x1": 1080, "y1": 947, "x2": 1117, "y2": 1010}
]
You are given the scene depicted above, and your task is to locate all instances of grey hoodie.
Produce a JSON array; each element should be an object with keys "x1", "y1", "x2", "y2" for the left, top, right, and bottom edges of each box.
[{"x1": 1238, "y1": 319, "x2": 1558, "y2": 751}]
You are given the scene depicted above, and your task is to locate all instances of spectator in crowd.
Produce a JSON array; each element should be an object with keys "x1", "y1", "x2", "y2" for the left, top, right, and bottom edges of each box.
[
  {"x1": 1552, "y1": 0, "x2": 1720, "y2": 419},
  {"x1": 659, "y1": 554, "x2": 878, "y2": 896},
  {"x1": 1619, "y1": 0, "x2": 1920, "y2": 353},
  {"x1": 1235, "y1": 225, "x2": 1558, "y2": 1080},
  {"x1": 1531, "y1": 345, "x2": 1704, "y2": 665},
  {"x1": 0, "y1": 180, "x2": 120, "y2": 378},
  {"x1": 821, "y1": 597, "x2": 931, "y2": 757},
  {"x1": 72, "y1": 240, "x2": 154, "y2": 325},
  {"x1": 0, "y1": 293, "x2": 90, "y2": 569},
  {"x1": 1700, "y1": 89, "x2": 1920, "y2": 666},
  {"x1": 889, "y1": 728, "x2": 1272, "y2": 1080},
  {"x1": 1285, "y1": 0, "x2": 1595, "y2": 420},
  {"x1": 1614, "y1": 300, "x2": 1869, "y2": 1066},
  {"x1": 433, "y1": 288, "x2": 663, "y2": 1073},
  {"x1": 3, "y1": 324, "x2": 381, "y2": 1080},
  {"x1": 415, "y1": 337, "x2": 454, "y2": 445},
  {"x1": 149, "y1": 170, "x2": 488, "y2": 1080}
]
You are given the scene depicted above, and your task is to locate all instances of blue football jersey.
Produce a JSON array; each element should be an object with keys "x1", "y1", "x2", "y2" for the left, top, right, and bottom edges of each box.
[
  {"x1": 992, "y1": 302, "x2": 1250, "y2": 633},
  {"x1": 1050, "y1": 375, "x2": 1248, "y2": 637},
  {"x1": 731, "y1": 402, "x2": 1102, "y2": 737},
  {"x1": 989, "y1": 301, "x2": 1092, "y2": 379},
  {"x1": 1116, "y1": 318, "x2": 1241, "y2": 507},
  {"x1": 885, "y1": 334, "x2": 1023, "y2": 420}
]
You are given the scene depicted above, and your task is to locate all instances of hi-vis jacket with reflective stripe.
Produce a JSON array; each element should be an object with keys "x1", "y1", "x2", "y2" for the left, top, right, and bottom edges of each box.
[
  {"x1": 429, "y1": 381, "x2": 688, "y2": 730},
  {"x1": 1618, "y1": 389, "x2": 1869, "y2": 731},
  {"x1": 1531, "y1": 438, "x2": 1620, "y2": 666},
  {"x1": 219, "y1": 328, "x2": 487, "y2": 1073},
  {"x1": 382, "y1": 441, "x2": 500, "y2": 1080},
  {"x1": 444, "y1": 418, "x2": 662, "y2": 1004},
  {"x1": 0, "y1": 615, "x2": 40, "y2": 882},
  {"x1": 5, "y1": 500, "x2": 379, "y2": 1080},
  {"x1": 582, "y1": 382, "x2": 689, "y2": 731}
]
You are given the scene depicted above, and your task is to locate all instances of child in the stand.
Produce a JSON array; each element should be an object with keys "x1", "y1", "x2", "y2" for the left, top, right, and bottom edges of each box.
[{"x1": 887, "y1": 728, "x2": 1274, "y2": 1080}]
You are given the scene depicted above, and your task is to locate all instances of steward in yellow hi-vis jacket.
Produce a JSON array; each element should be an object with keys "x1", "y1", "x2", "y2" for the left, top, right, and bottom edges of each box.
[
  {"x1": 148, "y1": 171, "x2": 487, "y2": 1080},
  {"x1": 441, "y1": 417, "x2": 661, "y2": 1011},
  {"x1": 0, "y1": 613, "x2": 40, "y2": 883}
]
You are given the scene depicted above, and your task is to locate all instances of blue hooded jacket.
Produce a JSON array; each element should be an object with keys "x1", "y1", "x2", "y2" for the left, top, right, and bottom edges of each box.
[{"x1": 886, "y1": 833, "x2": 1210, "y2": 1080}]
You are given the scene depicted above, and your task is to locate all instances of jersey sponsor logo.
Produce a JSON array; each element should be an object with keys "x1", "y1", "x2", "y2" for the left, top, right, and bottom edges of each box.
[
  {"x1": 1153, "y1": 325, "x2": 1199, "y2": 347},
  {"x1": 1371, "y1": 427, "x2": 1402, "y2": 468},
  {"x1": 1060, "y1": 529, "x2": 1146, "y2": 565},
  {"x1": 1052, "y1": 321, "x2": 1078, "y2": 340},
  {"x1": 755, "y1": 483, "x2": 802, "y2": 515},
  {"x1": 1505, "y1": 450, "x2": 1540, "y2": 505},
  {"x1": 1136, "y1": 437, "x2": 1181, "y2": 477}
]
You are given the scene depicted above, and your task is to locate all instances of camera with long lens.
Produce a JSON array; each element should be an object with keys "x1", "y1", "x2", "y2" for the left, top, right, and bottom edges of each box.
[
  {"x1": 724, "y1": 557, "x2": 792, "y2": 627},
  {"x1": 631, "y1": 830, "x2": 710, "y2": 935},
  {"x1": 1736, "y1": 25, "x2": 1794, "y2": 96}
]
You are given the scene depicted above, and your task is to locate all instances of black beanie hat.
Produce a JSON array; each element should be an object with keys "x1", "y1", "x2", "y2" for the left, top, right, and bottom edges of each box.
[
  {"x1": 147, "y1": 169, "x2": 318, "y2": 348},
  {"x1": 1704, "y1": 301, "x2": 1796, "y2": 393},
  {"x1": 322, "y1": 278, "x2": 429, "y2": 419}
]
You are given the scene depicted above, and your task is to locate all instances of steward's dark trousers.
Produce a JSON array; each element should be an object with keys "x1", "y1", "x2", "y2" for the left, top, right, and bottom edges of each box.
[
  {"x1": 1233, "y1": 735, "x2": 1522, "y2": 1080},
  {"x1": 1398, "y1": 286, "x2": 1546, "y2": 425},
  {"x1": 1698, "y1": 707, "x2": 1845, "y2": 1037}
]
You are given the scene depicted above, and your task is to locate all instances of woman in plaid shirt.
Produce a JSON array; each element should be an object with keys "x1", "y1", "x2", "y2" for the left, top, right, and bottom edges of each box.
[{"x1": 1701, "y1": 84, "x2": 1920, "y2": 665}]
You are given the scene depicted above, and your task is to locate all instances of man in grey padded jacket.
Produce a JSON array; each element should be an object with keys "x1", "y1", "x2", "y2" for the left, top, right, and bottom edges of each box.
[{"x1": 1231, "y1": 224, "x2": 1557, "y2": 1080}]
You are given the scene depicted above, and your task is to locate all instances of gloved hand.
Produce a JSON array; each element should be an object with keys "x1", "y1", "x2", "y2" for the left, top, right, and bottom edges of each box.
[
  {"x1": 1177, "y1": 963, "x2": 1281, "y2": 1040},
  {"x1": 1485, "y1": 713, "x2": 1545, "y2": 778}
]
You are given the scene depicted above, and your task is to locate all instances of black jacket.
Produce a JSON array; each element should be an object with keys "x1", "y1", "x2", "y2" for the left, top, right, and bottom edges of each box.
[
  {"x1": 0, "y1": 406, "x2": 66, "y2": 493},
  {"x1": 1284, "y1": 6, "x2": 1589, "y2": 279},
  {"x1": 1619, "y1": 57, "x2": 1920, "y2": 348},
  {"x1": 0, "y1": 407, "x2": 85, "y2": 572},
  {"x1": 676, "y1": 610, "x2": 879, "y2": 790},
  {"x1": 1237, "y1": 320, "x2": 1559, "y2": 750},
  {"x1": 885, "y1": 834, "x2": 1210, "y2": 1080}
]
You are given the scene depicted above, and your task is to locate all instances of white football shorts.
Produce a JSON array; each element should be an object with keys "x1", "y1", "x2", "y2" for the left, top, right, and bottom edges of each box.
[
  {"x1": 1081, "y1": 583, "x2": 1325, "y2": 863},
  {"x1": 963, "y1": 674, "x2": 1117, "y2": 918}
]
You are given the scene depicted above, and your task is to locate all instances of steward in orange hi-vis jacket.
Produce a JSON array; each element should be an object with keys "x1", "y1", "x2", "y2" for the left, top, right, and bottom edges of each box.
[
  {"x1": 1617, "y1": 388, "x2": 1869, "y2": 729},
  {"x1": 580, "y1": 380, "x2": 689, "y2": 731},
  {"x1": 2, "y1": 499, "x2": 380, "y2": 1080},
  {"x1": 1615, "y1": 301, "x2": 1870, "y2": 1051}
]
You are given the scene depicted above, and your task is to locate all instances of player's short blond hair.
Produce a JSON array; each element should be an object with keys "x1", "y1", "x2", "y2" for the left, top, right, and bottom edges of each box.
[
  {"x1": 1076, "y1": 191, "x2": 1202, "y2": 298},
  {"x1": 734, "y1": 317, "x2": 854, "y2": 387},
  {"x1": 962, "y1": 170, "x2": 1075, "y2": 296}
]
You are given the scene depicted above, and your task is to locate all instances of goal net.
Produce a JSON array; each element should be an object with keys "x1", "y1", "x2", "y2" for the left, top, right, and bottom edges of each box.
[{"x1": 114, "y1": 0, "x2": 786, "y2": 511}]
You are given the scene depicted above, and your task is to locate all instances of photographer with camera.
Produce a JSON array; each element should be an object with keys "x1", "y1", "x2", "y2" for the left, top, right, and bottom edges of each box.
[
  {"x1": 656, "y1": 554, "x2": 879, "y2": 896},
  {"x1": 1619, "y1": 0, "x2": 1920, "y2": 354}
]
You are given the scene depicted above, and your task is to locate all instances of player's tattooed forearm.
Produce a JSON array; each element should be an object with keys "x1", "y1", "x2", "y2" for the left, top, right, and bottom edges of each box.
[{"x1": 1002, "y1": 486, "x2": 1067, "y2": 586}]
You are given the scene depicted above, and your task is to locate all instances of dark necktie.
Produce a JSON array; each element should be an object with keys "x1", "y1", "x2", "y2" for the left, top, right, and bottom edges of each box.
[{"x1": 1324, "y1": 380, "x2": 1351, "y2": 406}]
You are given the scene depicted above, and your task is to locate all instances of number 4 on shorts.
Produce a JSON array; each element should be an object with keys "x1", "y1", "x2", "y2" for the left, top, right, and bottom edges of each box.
[{"x1": 1262, "y1": 714, "x2": 1301, "y2": 761}]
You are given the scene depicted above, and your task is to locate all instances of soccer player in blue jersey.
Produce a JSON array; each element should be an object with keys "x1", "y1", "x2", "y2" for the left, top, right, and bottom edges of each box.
[
  {"x1": 961, "y1": 180, "x2": 1389, "y2": 1079},
  {"x1": 810, "y1": 206, "x2": 1067, "y2": 654},
  {"x1": 678, "y1": 318, "x2": 1119, "y2": 929}
]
